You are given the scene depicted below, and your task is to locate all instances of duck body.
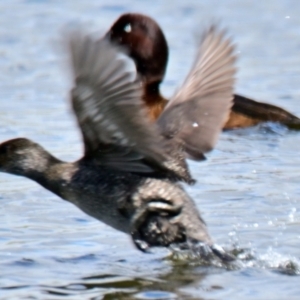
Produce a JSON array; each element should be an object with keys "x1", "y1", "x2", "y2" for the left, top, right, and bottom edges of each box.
[
  {"x1": 225, "y1": 94, "x2": 300, "y2": 129},
  {"x1": 108, "y1": 13, "x2": 300, "y2": 129},
  {"x1": 45, "y1": 159, "x2": 135, "y2": 234},
  {"x1": 0, "y1": 23, "x2": 236, "y2": 254},
  {"x1": 65, "y1": 161, "x2": 209, "y2": 247},
  {"x1": 0, "y1": 137, "x2": 209, "y2": 249}
]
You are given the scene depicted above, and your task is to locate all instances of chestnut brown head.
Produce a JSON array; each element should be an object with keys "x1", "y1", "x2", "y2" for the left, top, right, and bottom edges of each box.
[{"x1": 107, "y1": 13, "x2": 168, "y2": 86}]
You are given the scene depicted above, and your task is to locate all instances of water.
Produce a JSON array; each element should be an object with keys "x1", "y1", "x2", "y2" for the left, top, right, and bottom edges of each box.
[{"x1": 0, "y1": 0, "x2": 300, "y2": 299}]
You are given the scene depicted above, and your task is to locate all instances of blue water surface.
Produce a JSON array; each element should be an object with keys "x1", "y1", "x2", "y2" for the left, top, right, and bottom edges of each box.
[{"x1": 0, "y1": 1, "x2": 300, "y2": 299}]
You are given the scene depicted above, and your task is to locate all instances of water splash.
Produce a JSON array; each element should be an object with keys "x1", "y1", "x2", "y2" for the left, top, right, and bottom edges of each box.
[{"x1": 165, "y1": 242, "x2": 300, "y2": 275}]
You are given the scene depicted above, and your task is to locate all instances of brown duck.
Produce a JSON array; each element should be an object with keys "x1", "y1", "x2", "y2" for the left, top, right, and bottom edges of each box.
[{"x1": 107, "y1": 13, "x2": 300, "y2": 129}]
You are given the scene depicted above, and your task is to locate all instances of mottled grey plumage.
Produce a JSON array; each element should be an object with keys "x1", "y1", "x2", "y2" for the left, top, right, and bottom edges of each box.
[{"x1": 0, "y1": 25, "x2": 236, "y2": 257}]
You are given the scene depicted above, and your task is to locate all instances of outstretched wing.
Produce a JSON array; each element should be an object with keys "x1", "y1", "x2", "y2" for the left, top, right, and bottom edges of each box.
[
  {"x1": 157, "y1": 26, "x2": 236, "y2": 160},
  {"x1": 68, "y1": 30, "x2": 175, "y2": 175}
]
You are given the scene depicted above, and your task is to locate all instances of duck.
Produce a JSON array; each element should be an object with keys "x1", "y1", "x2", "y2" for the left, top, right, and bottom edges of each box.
[
  {"x1": 0, "y1": 25, "x2": 235, "y2": 256},
  {"x1": 107, "y1": 13, "x2": 300, "y2": 129}
]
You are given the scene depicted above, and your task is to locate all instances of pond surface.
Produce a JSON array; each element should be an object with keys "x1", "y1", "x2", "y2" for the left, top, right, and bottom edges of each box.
[{"x1": 0, "y1": 0, "x2": 300, "y2": 299}]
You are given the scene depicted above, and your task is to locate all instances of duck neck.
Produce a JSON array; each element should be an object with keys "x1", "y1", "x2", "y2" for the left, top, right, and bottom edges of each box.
[
  {"x1": 26, "y1": 156, "x2": 70, "y2": 197},
  {"x1": 143, "y1": 81, "x2": 168, "y2": 121},
  {"x1": 11, "y1": 148, "x2": 74, "y2": 199}
]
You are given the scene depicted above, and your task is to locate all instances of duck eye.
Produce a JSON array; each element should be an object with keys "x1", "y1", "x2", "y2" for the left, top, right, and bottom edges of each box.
[
  {"x1": 124, "y1": 23, "x2": 132, "y2": 33},
  {"x1": 0, "y1": 144, "x2": 10, "y2": 155}
]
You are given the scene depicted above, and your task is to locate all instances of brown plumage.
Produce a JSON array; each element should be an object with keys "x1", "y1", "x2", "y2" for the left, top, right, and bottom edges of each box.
[{"x1": 107, "y1": 13, "x2": 300, "y2": 130}]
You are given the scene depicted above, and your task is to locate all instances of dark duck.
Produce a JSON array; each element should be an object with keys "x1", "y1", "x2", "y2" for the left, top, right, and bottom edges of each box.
[
  {"x1": 107, "y1": 13, "x2": 300, "y2": 129},
  {"x1": 0, "y1": 25, "x2": 235, "y2": 256}
]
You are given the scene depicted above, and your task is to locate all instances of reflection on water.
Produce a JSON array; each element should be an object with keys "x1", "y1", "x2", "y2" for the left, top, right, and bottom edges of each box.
[{"x1": 1, "y1": 0, "x2": 300, "y2": 299}]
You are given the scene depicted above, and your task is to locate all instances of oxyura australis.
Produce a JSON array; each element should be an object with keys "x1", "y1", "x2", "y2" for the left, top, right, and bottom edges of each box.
[{"x1": 0, "y1": 26, "x2": 235, "y2": 256}]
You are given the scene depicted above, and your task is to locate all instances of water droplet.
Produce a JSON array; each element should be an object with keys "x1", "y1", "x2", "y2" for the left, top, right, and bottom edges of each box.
[{"x1": 288, "y1": 207, "x2": 297, "y2": 222}]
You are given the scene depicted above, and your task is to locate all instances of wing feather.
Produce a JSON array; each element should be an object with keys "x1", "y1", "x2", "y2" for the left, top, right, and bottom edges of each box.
[
  {"x1": 68, "y1": 30, "x2": 175, "y2": 174},
  {"x1": 157, "y1": 26, "x2": 236, "y2": 159}
]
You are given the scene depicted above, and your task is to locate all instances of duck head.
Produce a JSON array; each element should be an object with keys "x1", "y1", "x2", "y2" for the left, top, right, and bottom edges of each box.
[
  {"x1": 0, "y1": 138, "x2": 57, "y2": 178},
  {"x1": 107, "y1": 13, "x2": 168, "y2": 90}
]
